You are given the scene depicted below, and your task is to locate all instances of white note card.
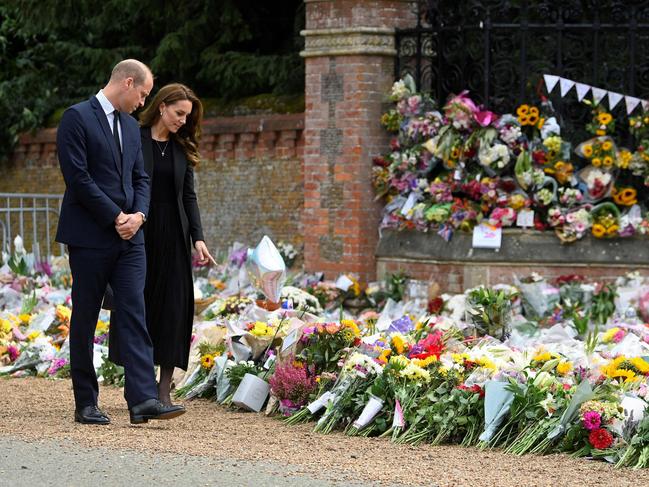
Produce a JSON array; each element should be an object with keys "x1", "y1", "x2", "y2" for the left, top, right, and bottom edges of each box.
[
  {"x1": 516, "y1": 209, "x2": 534, "y2": 228},
  {"x1": 472, "y1": 223, "x2": 502, "y2": 249}
]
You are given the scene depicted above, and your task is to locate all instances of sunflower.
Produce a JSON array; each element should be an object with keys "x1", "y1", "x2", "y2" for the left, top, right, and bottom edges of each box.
[
  {"x1": 603, "y1": 156, "x2": 614, "y2": 167},
  {"x1": 201, "y1": 354, "x2": 215, "y2": 369},
  {"x1": 606, "y1": 224, "x2": 619, "y2": 236},
  {"x1": 601, "y1": 140, "x2": 613, "y2": 151},
  {"x1": 518, "y1": 114, "x2": 529, "y2": 125},
  {"x1": 591, "y1": 223, "x2": 606, "y2": 238},
  {"x1": 516, "y1": 104, "x2": 530, "y2": 116},
  {"x1": 598, "y1": 112, "x2": 613, "y2": 125},
  {"x1": 582, "y1": 144, "x2": 593, "y2": 157},
  {"x1": 596, "y1": 129, "x2": 606, "y2": 136},
  {"x1": 592, "y1": 157, "x2": 602, "y2": 167}
]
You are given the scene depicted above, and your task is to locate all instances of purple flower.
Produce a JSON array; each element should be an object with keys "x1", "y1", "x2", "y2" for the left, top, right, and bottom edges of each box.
[
  {"x1": 94, "y1": 333, "x2": 108, "y2": 344},
  {"x1": 47, "y1": 358, "x2": 69, "y2": 376},
  {"x1": 229, "y1": 248, "x2": 248, "y2": 267},
  {"x1": 582, "y1": 410, "x2": 601, "y2": 431}
]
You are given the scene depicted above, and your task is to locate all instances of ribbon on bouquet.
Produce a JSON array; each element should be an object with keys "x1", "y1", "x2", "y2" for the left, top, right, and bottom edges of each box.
[{"x1": 543, "y1": 74, "x2": 649, "y2": 115}]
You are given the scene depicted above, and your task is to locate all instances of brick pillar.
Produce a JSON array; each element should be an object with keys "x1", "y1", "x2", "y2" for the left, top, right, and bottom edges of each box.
[{"x1": 301, "y1": 0, "x2": 417, "y2": 282}]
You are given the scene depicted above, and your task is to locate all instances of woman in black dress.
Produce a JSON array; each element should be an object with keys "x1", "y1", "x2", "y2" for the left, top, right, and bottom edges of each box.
[{"x1": 137, "y1": 83, "x2": 214, "y2": 405}]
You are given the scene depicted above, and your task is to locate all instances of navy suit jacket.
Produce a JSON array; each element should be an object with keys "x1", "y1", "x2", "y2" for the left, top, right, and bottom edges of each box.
[{"x1": 56, "y1": 96, "x2": 150, "y2": 248}]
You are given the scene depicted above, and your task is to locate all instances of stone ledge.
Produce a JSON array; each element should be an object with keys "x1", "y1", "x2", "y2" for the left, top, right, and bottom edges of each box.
[
  {"x1": 301, "y1": 28, "x2": 396, "y2": 58},
  {"x1": 376, "y1": 229, "x2": 649, "y2": 266}
]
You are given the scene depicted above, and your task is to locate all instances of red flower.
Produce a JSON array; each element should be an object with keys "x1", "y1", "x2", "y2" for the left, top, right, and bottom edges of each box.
[
  {"x1": 588, "y1": 428, "x2": 614, "y2": 450},
  {"x1": 427, "y1": 297, "x2": 444, "y2": 314}
]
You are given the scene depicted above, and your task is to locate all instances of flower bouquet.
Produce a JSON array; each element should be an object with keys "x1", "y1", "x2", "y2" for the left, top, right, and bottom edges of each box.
[
  {"x1": 579, "y1": 166, "x2": 614, "y2": 202},
  {"x1": 590, "y1": 202, "x2": 621, "y2": 239}
]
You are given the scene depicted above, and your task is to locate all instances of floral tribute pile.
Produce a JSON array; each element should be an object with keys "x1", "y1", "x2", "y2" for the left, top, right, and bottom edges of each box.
[
  {"x1": 5, "y1": 239, "x2": 649, "y2": 468},
  {"x1": 373, "y1": 76, "x2": 649, "y2": 243}
]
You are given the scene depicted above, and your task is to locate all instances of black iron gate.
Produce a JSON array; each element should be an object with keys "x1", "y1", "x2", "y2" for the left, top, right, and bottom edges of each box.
[{"x1": 395, "y1": 0, "x2": 649, "y2": 137}]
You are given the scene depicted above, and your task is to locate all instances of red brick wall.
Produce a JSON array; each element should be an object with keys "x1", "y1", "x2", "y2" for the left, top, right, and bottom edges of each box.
[{"x1": 3, "y1": 113, "x2": 305, "y2": 254}]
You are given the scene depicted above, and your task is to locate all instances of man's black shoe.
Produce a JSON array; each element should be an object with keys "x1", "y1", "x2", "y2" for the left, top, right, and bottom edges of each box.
[
  {"x1": 129, "y1": 398, "x2": 185, "y2": 424},
  {"x1": 74, "y1": 405, "x2": 110, "y2": 425}
]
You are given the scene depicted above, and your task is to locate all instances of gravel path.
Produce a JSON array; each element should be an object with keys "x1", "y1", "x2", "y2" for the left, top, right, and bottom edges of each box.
[{"x1": 1, "y1": 377, "x2": 648, "y2": 487}]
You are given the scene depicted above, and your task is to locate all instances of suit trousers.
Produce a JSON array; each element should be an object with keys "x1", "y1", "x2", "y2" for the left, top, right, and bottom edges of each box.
[{"x1": 68, "y1": 240, "x2": 157, "y2": 408}]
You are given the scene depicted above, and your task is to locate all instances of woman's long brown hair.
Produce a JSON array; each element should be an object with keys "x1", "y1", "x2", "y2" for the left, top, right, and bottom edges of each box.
[{"x1": 139, "y1": 83, "x2": 203, "y2": 166}]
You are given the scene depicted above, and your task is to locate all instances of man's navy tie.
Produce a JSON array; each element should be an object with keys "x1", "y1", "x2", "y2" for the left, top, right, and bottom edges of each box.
[{"x1": 112, "y1": 110, "x2": 122, "y2": 157}]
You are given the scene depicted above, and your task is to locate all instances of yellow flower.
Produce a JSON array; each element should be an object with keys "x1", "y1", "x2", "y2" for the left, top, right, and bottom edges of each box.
[
  {"x1": 596, "y1": 129, "x2": 606, "y2": 136},
  {"x1": 0, "y1": 318, "x2": 11, "y2": 334},
  {"x1": 603, "y1": 156, "x2": 614, "y2": 167},
  {"x1": 618, "y1": 150, "x2": 632, "y2": 169},
  {"x1": 452, "y1": 352, "x2": 470, "y2": 364},
  {"x1": 389, "y1": 355, "x2": 410, "y2": 368},
  {"x1": 598, "y1": 112, "x2": 613, "y2": 125},
  {"x1": 341, "y1": 319, "x2": 361, "y2": 337},
  {"x1": 606, "y1": 225, "x2": 619, "y2": 236},
  {"x1": 582, "y1": 144, "x2": 593, "y2": 157},
  {"x1": 537, "y1": 117, "x2": 546, "y2": 129},
  {"x1": 533, "y1": 351, "x2": 552, "y2": 363},
  {"x1": 556, "y1": 361, "x2": 573, "y2": 376},
  {"x1": 476, "y1": 356, "x2": 496, "y2": 371},
  {"x1": 592, "y1": 157, "x2": 602, "y2": 167},
  {"x1": 518, "y1": 115, "x2": 530, "y2": 126},
  {"x1": 377, "y1": 349, "x2": 392, "y2": 363},
  {"x1": 27, "y1": 330, "x2": 41, "y2": 341},
  {"x1": 56, "y1": 305, "x2": 72, "y2": 323},
  {"x1": 413, "y1": 355, "x2": 438, "y2": 368},
  {"x1": 529, "y1": 106, "x2": 539, "y2": 117},
  {"x1": 96, "y1": 320, "x2": 108, "y2": 334},
  {"x1": 391, "y1": 334, "x2": 406, "y2": 355},
  {"x1": 516, "y1": 104, "x2": 530, "y2": 116},
  {"x1": 631, "y1": 357, "x2": 649, "y2": 374},
  {"x1": 451, "y1": 147, "x2": 461, "y2": 159},
  {"x1": 592, "y1": 223, "x2": 606, "y2": 238},
  {"x1": 602, "y1": 140, "x2": 613, "y2": 151},
  {"x1": 201, "y1": 354, "x2": 215, "y2": 369},
  {"x1": 18, "y1": 313, "x2": 31, "y2": 325}
]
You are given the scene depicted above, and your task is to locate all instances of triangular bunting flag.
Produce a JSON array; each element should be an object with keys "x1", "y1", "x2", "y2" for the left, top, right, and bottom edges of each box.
[
  {"x1": 592, "y1": 87, "x2": 607, "y2": 105},
  {"x1": 625, "y1": 96, "x2": 641, "y2": 115},
  {"x1": 643, "y1": 100, "x2": 649, "y2": 112},
  {"x1": 559, "y1": 78, "x2": 575, "y2": 97},
  {"x1": 608, "y1": 91, "x2": 623, "y2": 110},
  {"x1": 543, "y1": 74, "x2": 560, "y2": 93},
  {"x1": 575, "y1": 83, "x2": 591, "y2": 102}
]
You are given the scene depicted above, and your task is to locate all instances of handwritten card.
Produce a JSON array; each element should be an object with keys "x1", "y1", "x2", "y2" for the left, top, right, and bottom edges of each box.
[{"x1": 516, "y1": 209, "x2": 534, "y2": 228}]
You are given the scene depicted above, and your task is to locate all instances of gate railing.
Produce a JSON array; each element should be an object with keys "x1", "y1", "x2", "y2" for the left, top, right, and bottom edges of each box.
[{"x1": 0, "y1": 193, "x2": 64, "y2": 261}]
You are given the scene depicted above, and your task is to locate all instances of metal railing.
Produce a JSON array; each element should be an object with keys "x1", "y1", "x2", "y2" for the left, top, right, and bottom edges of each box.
[{"x1": 0, "y1": 193, "x2": 64, "y2": 260}]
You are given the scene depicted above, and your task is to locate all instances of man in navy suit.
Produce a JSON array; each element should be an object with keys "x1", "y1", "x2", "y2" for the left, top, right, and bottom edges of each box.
[{"x1": 56, "y1": 59, "x2": 185, "y2": 424}]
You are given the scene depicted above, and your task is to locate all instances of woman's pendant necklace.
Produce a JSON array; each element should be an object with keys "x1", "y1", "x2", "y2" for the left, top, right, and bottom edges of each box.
[{"x1": 155, "y1": 139, "x2": 170, "y2": 156}]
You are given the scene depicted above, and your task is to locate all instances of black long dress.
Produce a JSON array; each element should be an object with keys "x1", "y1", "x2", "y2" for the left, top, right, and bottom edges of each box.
[{"x1": 144, "y1": 139, "x2": 194, "y2": 370}]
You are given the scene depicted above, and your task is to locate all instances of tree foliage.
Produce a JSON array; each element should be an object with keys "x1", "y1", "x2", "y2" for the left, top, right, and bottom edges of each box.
[{"x1": 0, "y1": 0, "x2": 304, "y2": 159}]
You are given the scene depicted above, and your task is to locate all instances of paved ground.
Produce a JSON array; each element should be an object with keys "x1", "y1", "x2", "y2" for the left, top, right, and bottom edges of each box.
[
  {"x1": 0, "y1": 437, "x2": 372, "y2": 487},
  {"x1": 1, "y1": 377, "x2": 649, "y2": 487}
]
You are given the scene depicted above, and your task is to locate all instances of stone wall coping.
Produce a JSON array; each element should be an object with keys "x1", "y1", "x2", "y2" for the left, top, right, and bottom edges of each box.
[
  {"x1": 301, "y1": 27, "x2": 395, "y2": 36},
  {"x1": 201, "y1": 113, "x2": 304, "y2": 135},
  {"x1": 300, "y1": 26, "x2": 397, "y2": 58},
  {"x1": 17, "y1": 113, "x2": 305, "y2": 146},
  {"x1": 377, "y1": 228, "x2": 649, "y2": 266}
]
